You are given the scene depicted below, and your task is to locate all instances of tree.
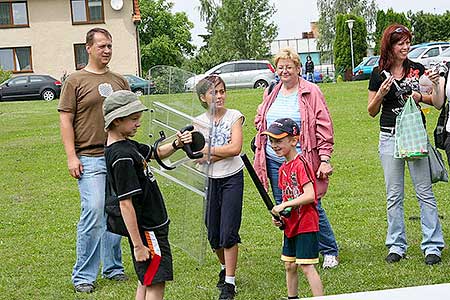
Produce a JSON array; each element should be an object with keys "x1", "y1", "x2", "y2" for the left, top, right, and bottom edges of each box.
[
  {"x1": 409, "y1": 11, "x2": 450, "y2": 44},
  {"x1": 138, "y1": 0, "x2": 195, "y2": 74},
  {"x1": 333, "y1": 14, "x2": 367, "y2": 79},
  {"x1": 194, "y1": 0, "x2": 278, "y2": 71},
  {"x1": 373, "y1": 9, "x2": 410, "y2": 54},
  {"x1": 317, "y1": 0, "x2": 377, "y2": 61}
]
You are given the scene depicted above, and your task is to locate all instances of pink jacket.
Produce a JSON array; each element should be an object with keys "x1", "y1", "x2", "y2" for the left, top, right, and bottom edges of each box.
[{"x1": 253, "y1": 78, "x2": 334, "y2": 199}]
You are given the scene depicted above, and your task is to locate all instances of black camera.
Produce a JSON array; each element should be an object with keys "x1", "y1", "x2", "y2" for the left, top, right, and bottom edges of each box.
[{"x1": 430, "y1": 62, "x2": 448, "y2": 77}]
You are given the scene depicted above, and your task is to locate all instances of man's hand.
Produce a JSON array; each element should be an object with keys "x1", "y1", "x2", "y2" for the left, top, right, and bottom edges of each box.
[
  {"x1": 133, "y1": 244, "x2": 151, "y2": 262},
  {"x1": 68, "y1": 156, "x2": 83, "y2": 179}
]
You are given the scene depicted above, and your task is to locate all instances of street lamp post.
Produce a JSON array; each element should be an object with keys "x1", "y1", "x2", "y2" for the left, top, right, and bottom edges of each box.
[{"x1": 346, "y1": 19, "x2": 355, "y2": 74}]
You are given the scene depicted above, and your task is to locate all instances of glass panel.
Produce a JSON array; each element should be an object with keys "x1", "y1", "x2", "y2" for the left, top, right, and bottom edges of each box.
[
  {"x1": 15, "y1": 48, "x2": 31, "y2": 71},
  {"x1": 88, "y1": 0, "x2": 102, "y2": 21},
  {"x1": 217, "y1": 64, "x2": 234, "y2": 74},
  {"x1": 10, "y1": 77, "x2": 28, "y2": 85},
  {"x1": 0, "y1": 49, "x2": 14, "y2": 70},
  {"x1": 74, "y1": 44, "x2": 88, "y2": 69},
  {"x1": 0, "y1": 3, "x2": 11, "y2": 25},
  {"x1": 30, "y1": 76, "x2": 44, "y2": 82},
  {"x1": 72, "y1": 0, "x2": 87, "y2": 22},
  {"x1": 12, "y1": 2, "x2": 27, "y2": 25}
]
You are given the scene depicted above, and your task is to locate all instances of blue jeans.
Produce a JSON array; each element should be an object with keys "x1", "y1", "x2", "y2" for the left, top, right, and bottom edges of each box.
[
  {"x1": 266, "y1": 158, "x2": 339, "y2": 256},
  {"x1": 72, "y1": 156, "x2": 124, "y2": 286},
  {"x1": 379, "y1": 132, "x2": 444, "y2": 256}
]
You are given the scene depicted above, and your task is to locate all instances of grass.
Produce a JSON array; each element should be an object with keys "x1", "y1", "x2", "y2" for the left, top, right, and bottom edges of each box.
[{"x1": 1, "y1": 80, "x2": 449, "y2": 299}]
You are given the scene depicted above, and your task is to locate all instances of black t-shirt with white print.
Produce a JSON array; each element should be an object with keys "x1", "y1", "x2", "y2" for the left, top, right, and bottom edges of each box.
[
  {"x1": 105, "y1": 139, "x2": 169, "y2": 231},
  {"x1": 368, "y1": 60, "x2": 425, "y2": 128}
]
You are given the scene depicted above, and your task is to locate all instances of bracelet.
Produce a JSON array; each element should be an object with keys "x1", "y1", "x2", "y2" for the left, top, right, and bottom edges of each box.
[
  {"x1": 321, "y1": 159, "x2": 330, "y2": 164},
  {"x1": 171, "y1": 140, "x2": 182, "y2": 150}
]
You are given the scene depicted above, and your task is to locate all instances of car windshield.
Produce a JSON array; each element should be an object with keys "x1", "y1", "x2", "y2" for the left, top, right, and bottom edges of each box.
[{"x1": 408, "y1": 47, "x2": 427, "y2": 59}]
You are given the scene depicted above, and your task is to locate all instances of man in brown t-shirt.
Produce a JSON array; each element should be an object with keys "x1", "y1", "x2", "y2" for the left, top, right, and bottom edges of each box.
[{"x1": 58, "y1": 28, "x2": 130, "y2": 293}]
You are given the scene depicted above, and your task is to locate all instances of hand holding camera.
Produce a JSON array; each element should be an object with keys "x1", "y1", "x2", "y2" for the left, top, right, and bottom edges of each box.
[{"x1": 430, "y1": 62, "x2": 448, "y2": 77}]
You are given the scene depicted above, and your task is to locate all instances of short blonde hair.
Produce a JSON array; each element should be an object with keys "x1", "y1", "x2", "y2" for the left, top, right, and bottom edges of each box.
[{"x1": 274, "y1": 47, "x2": 300, "y2": 67}]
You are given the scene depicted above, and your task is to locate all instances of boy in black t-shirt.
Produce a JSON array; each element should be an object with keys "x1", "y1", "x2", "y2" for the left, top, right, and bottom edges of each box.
[{"x1": 103, "y1": 90, "x2": 192, "y2": 300}]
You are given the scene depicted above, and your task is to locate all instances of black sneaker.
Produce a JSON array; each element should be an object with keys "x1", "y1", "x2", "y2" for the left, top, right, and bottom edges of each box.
[
  {"x1": 385, "y1": 252, "x2": 404, "y2": 263},
  {"x1": 74, "y1": 283, "x2": 94, "y2": 293},
  {"x1": 425, "y1": 254, "x2": 441, "y2": 265},
  {"x1": 216, "y1": 269, "x2": 225, "y2": 289},
  {"x1": 108, "y1": 273, "x2": 129, "y2": 281},
  {"x1": 219, "y1": 282, "x2": 236, "y2": 300}
]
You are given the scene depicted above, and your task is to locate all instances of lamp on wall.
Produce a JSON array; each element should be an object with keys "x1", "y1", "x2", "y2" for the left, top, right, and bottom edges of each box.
[{"x1": 111, "y1": 0, "x2": 124, "y2": 11}]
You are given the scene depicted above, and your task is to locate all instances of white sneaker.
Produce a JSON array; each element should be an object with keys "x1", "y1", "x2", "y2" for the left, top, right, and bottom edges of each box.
[{"x1": 322, "y1": 255, "x2": 339, "y2": 269}]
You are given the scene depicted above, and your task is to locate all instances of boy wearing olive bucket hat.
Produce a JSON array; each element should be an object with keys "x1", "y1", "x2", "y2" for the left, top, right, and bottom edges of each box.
[{"x1": 103, "y1": 90, "x2": 192, "y2": 300}]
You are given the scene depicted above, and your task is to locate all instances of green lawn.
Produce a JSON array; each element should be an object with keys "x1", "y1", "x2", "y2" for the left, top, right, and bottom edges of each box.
[{"x1": 1, "y1": 80, "x2": 449, "y2": 300}]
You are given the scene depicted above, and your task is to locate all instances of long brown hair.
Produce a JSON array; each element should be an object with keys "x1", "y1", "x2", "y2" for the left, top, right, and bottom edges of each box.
[{"x1": 379, "y1": 24, "x2": 412, "y2": 74}]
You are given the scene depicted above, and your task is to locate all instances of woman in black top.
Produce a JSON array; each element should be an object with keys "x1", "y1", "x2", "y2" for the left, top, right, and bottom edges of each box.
[{"x1": 367, "y1": 24, "x2": 444, "y2": 265}]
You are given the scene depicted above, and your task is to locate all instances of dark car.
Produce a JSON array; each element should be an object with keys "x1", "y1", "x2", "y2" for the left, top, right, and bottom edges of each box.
[
  {"x1": 124, "y1": 74, "x2": 155, "y2": 96},
  {"x1": 302, "y1": 69, "x2": 323, "y2": 83},
  {"x1": 0, "y1": 75, "x2": 61, "y2": 101}
]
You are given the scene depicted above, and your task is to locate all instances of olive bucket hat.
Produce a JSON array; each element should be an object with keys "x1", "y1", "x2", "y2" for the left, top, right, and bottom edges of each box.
[{"x1": 103, "y1": 90, "x2": 148, "y2": 130}]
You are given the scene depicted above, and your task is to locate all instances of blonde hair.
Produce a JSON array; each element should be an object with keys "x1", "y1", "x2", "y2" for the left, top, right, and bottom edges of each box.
[{"x1": 274, "y1": 47, "x2": 300, "y2": 67}]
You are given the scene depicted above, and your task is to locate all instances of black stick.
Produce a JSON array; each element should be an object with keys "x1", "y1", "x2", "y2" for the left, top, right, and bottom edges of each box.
[{"x1": 241, "y1": 153, "x2": 285, "y2": 229}]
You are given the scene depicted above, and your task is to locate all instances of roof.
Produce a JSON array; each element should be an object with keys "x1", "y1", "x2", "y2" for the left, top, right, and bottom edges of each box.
[{"x1": 132, "y1": 0, "x2": 141, "y2": 24}]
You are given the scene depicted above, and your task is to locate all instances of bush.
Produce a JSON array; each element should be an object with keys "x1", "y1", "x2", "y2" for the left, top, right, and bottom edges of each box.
[{"x1": 0, "y1": 67, "x2": 12, "y2": 84}]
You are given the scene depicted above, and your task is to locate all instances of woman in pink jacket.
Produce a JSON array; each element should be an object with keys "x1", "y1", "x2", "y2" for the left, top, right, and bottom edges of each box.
[{"x1": 253, "y1": 48, "x2": 339, "y2": 268}]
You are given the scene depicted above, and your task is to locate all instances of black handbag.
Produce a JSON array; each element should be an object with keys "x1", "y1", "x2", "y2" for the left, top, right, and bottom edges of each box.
[
  {"x1": 433, "y1": 100, "x2": 448, "y2": 150},
  {"x1": 105, "y1": 178, "x2": 129, "y2": 237}
]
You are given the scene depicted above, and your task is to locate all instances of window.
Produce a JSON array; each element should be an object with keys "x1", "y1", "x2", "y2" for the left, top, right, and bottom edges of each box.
[
  {"x1": 74, "y1": 43, "x2": 88, "y2": 70},
  {"x1": 236, "y1": 63, "x2": 257, "y2": 72},
  {"x1": 0, "y1": 1, "x2": 29, "y2": 27},
  {"x1": 29, "y1": 76, "x2": 45, "y2": 83},
  {"x1": 424, "y1": 47, "x2": 440, "y2": 58},
  {"x1": 0, "y1": 47, "x2": 32, "y2": 72},
  {"x1": 9, "y1": 76, "x2": 28, "y2": 85},
  {"x1": 216, "y1": 64, "x2": 235, "y2": 74},
  {"x1": 71, "y1": 0, "x2": 104, "y2": 24}
]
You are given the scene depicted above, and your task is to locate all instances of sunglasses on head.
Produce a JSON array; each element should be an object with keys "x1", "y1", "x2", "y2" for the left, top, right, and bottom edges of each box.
[{"x1": 394, "y1": 27, "x2": 409, "y2": 33}]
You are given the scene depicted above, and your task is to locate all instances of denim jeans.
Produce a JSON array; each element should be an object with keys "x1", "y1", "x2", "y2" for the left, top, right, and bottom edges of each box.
[
  {"x1": 72, "y1": 156, "x2": 124, "y2": 286},
  {"x1": 379, "y1": 132, "x2": 444, "y2": 256},
  {"x1": 266, "y1": 158, "x2": 339, "y2": 256}
]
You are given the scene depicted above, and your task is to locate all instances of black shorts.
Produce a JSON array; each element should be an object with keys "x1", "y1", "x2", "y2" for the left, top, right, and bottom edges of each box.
[
  {"x1": 281, "y1": 232, "x2": 319, "y2": 265},
  {"x1": 129, "y1": 226, "x2": 173, "y2": 286},
  {"x1": 205, "y1": 170, "x2": 243, "y2": 249}
]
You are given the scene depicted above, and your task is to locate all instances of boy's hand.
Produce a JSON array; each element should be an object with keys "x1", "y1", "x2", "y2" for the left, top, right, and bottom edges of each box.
[
  {"x1": 271, "y1": 203, "x2": 285, "y2": 215},
  {"x1": 133, "y1": 244, "x2": 150, "y2": 262},
  {"x1": 175, "y1": 130, "x2": 193, "y2": 148},
  {"x1": 271, "y1": 216, "x2": 283, "y2": 227}
]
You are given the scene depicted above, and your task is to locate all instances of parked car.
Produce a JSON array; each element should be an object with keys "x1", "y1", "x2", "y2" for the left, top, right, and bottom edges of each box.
[
  {"x1": 124, "y1": 74, "x2": 155, "y2": 96},
  {"x1": 408, "y1": 42, "x2": 450, "y2": 68},
  {"x1": 409, "y1": 42, "x2": 450, "y2": 52},
  {"x1": 302, "y1": 69, "x2": 323, "y2": 83},
  {"x1": 352, "y1": 55, "x2": 380, "y2": 81},
  {"x1": 185, "y1": 60, "x2": 276, "y2": 91},
  {"x1": 0, "y1": 75, "x2": 61, "y2": 101},
  {"x1": 425, "y1": 47, "x2": 450, "y2": 67}
]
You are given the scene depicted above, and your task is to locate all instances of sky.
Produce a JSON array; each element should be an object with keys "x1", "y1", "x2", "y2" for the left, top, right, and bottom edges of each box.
[{"x1": 171, "y1": 0, "x2": 450, "y2": 47}]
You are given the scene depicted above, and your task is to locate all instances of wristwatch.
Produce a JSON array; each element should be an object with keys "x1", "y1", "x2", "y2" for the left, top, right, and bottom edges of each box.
[{"x1": 320, "y1": 159, "x2": 331, "y2": 164}]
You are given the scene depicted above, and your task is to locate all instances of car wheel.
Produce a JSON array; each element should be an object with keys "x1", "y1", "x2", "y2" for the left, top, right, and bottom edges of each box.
[
  {"x1": 134, "y1": 88, "x2": 144, "y2": 97},
  {"x1": 254, "y1": 80, "x2": 268, "y2": 89},
  {"x1": 41, "y1": 89, "x2": 56, "y2": 101}
]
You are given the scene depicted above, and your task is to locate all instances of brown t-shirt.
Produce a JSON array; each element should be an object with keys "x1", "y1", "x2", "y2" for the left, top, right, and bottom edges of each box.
[{"x1": 58, "y1": 69, "x2": 130, "y2": 156}]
